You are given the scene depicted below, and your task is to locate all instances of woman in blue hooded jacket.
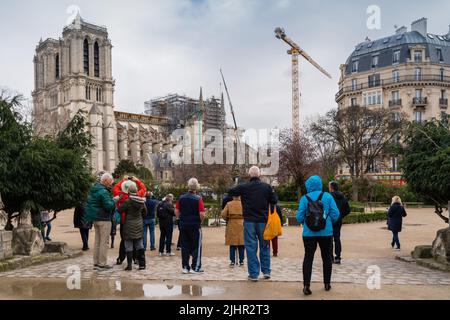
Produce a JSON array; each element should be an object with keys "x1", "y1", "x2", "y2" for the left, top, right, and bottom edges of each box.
[{"x1": 296, "y1": 175, "x2": 340, "y2": 295}]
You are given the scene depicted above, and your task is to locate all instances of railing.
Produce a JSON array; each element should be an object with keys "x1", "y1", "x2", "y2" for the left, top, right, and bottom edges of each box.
[
  {"x1": 412, "y1": 97, "x2": 428, "y2": 106},
  {"x1": 389, "y1": 99, "x2": 402, "y2": 107},
  {"x1": 336, "y1": 74, "x2": 450, "y2": 100},
  {"x1": 439, "y1": 98, "x2": 448, "y2": 107}
]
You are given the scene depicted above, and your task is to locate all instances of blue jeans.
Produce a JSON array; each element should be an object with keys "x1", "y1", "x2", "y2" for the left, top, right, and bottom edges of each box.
[
  {"x1": 143, "y1": 219, "x2": 156, "y2": 250},
  {"x1": 230, "y1": 245, "x2": 245, "y2": 264},
  {"x1": 392, "y1": 231, "x2": 400, "y2": 248},
  {"x1": 244, "y1": 221, "x2": 270, "y2": 279}
]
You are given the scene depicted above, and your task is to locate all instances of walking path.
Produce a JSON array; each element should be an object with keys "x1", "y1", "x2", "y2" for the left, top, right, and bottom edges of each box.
[{"x1": 1, "y1": 254, "x2": 449, "y2": 285}]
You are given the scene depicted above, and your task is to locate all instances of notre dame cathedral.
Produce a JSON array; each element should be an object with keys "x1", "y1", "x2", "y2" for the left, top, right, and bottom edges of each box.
[{"x1": 32, "y1": 14, "x2": 227, "y2": 182}]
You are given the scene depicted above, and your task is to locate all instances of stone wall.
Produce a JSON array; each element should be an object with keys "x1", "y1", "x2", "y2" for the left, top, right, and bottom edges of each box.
[{"x1": 0, "y1": 230, "x2": 13, "y2": 260}]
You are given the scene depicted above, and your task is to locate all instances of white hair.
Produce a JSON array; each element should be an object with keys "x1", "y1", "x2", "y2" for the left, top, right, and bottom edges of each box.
[
  {"x1": 248, "y1": 166, "x2": 261, "y2": 178},
  {"x1": 188, "y1": 178, "x2": 199, "y2": 191},
  {"x1": 100, "y1": 172, "x2": 113, "y2": 184},
  {"x1": 128, "y1": 184, "x2": 138, "y2": 194}
]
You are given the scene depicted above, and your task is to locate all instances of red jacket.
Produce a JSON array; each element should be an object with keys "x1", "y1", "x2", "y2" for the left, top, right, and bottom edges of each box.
[{"x1": 112, "y1": 178, "x2": 147, "y2": 223}]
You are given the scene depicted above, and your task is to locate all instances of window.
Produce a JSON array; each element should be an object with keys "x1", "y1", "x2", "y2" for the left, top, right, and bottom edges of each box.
[
  {"x1": 415, "y1": 89, "x2": 422, "y2": 98},
  {"x1": 440, "y1": 68, "x2": 445, "y2": 81},
  {"x1": 392, "y1": 157, "x2": 399, "y2": 172},
  {"x1": 392, "y1": 70, "x2": 400, "y2": 83},
  {"x1": 86, "y1": 85, "x2": 91, "y2": 100},
  {"x1": 437, "y1": 48, "x2": 444, "y2": 62},
  {"x1": 351, "y1": 79, "x2": 358, "y2": 90},
  {"x1": 368, "y1": 74, "x2": 380, "y2": 87},
  {"x1": 441, "y1": 90, "x2": 446, "y2": 100},
  {"x1": 83, "y1": 39, "x2": 89, "y2": 75},
  {"x1": 414, "y1": 50, "x2": 422, "y2": 62},
  {"x1": 392, "y1": 91, "x2": 400, "y2": 101},
  {"x1": 414, "y1": 111, "x2": 423, "y2": 123},
  {"x1": 55, "y1": 54, "x2": 60, "y2": 79},
  {"x1": 350, "y1": 98, "x2": 357, "y2": 106},
  {"x1": 351, "y1": 60, "x2": 359, "y2": 73},
  {"x1": 372, "y1": 55, "x2": 379, "y2": 68},
  {"x1": 363, "y1": 91, "x2": 382, "y2": 106},
  {"x1": 414, "y1": 67, "x2": 422, "y2": 81},
  {"x1": 393, "y1": 50, "x2": 400, "y2": 64},
  {"x1": 94, "y1": 41, "x2": 100, "y2": 77}
]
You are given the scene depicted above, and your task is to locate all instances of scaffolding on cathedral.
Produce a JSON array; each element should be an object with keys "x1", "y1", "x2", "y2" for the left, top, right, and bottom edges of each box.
[{"x1": 144, "y1": 92, "x2": 226, "y2": 133}]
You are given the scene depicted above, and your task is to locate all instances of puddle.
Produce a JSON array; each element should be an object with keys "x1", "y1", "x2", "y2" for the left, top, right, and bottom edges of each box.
[
  {"x1": 143, "y1": 284, "x2": 225, "y2": 298},
  {"x1": 0, "y1": 278, "x2": 225, "y2": 299}
]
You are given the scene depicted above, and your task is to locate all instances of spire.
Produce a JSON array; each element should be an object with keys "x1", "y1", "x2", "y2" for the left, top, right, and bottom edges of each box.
[{"x1": 73, "y1": 11, "x2": 82, "y2": 29}]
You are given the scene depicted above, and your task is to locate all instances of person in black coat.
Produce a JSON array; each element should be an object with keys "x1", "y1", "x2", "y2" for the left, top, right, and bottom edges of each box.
[
  {"x1": 387, "y1": 196, "x2": 407, "y2": 250},
  {"x1": 157, "y1": 194, "x2": 176, "y2": 256},
  {"x1": 73, "y1": 203, "x2": 93, "y2": 251},
  {"x1": 329, "y1": 181, "x2": 351, "y2": 264}
]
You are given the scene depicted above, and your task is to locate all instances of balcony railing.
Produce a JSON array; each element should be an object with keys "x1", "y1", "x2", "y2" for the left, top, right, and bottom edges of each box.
[
  {"x1": 336, "y1": 74, "x2": 450, "y2": 100},
  {"x1": 412, "y1": 97, "x2": 428, "y2": 106},
  {"x1": 389, "y1": 99, "x2": 402, "y2": 107},
  {"x1": 439, "y1": 98, "x2": 448, "y2": 108}
]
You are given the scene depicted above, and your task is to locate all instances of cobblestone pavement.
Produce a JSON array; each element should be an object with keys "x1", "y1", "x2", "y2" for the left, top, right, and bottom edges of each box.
[{"x1": 0, "y1": 254, "x2": 449, "y2": 285}]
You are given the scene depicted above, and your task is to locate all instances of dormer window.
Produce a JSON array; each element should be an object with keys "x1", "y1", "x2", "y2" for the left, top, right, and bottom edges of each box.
[
  {"x1": 393, "y1": 50, "x2": 400, "y2": 64},
  {"x1": 414, "y1": 50, "x2": 423, "y2": 62},
  {"x1": 372, "y1": 55, "x2": 379, "y2": 68},
  {"x1": 437, "y1": 48, "x2": 444, "y2": 62},
  {"x1": 351, "y1": 60, "x2": 359, "y2": 73}
]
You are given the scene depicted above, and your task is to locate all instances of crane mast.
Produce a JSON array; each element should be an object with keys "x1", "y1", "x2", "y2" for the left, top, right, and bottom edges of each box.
[{"x1": 274, "y1": 27, "x2": 331, "y2": 132}]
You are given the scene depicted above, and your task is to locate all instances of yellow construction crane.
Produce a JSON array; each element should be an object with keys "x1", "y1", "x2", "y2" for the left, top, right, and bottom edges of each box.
[{"x1": 274, "y1": 27, "x2": 332, "y2": 132}]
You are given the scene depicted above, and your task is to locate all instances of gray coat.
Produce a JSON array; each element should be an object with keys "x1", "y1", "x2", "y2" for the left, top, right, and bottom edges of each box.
[{"x1": 120, "y1": 196, "x2": 147, "y2": 240}]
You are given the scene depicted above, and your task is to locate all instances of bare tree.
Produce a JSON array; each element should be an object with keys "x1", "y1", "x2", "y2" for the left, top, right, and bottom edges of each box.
[
  {"x1": 278, "y1": 129, "x2": 320, "y2": 198},
  {"x1": 310, "y1": 105, "x2": 406, "y2": 200}
]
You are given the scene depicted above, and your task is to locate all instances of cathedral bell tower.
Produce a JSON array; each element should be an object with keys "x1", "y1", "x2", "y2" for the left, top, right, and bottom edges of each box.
[{"x1": 32, "y1": 13, "x2": 117, "y2": 173}]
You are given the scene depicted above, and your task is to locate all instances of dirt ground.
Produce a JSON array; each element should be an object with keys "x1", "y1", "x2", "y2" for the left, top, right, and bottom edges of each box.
[{"x1": 51, "y1": 206, "x2": 445, "y2": 261}]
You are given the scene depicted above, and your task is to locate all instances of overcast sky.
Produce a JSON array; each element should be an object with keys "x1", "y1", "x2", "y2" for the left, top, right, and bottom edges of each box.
[{"x1": 1, "y1": 0, "x2": 450, "y2": 130}]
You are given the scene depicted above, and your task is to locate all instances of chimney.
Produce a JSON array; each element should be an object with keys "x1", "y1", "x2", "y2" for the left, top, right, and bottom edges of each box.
[
  {"x1": 411, "y1": 18, "x2": 427, "y2": 37},
  {"x1": 396, "y1": 26, "x2": 407, "y2": 34}
]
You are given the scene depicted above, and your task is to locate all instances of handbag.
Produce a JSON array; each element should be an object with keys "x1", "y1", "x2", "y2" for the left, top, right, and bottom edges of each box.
[{"x1": 263, "y1": 206, "x2": 283, "y2": 241}]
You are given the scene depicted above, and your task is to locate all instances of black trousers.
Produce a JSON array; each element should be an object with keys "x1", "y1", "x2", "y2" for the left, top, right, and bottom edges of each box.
[
  {"x1": 332, "y1": 220, "x2": 342, "y2": 259},
  {"x1": 159, "y1": 224, "x2": 174, "y2": 253},
  {"x1": 79, "y1": 228, "x2": 89, "y2": 249},
  {"x1": 180, "y1": 226, "x2": 202, "y2": 271},
  {"x1": 302, "y1": 236, "x2": 333, "y2": 286}
]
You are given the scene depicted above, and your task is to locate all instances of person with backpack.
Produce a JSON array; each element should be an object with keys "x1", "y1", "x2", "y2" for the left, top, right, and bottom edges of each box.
[
  {"x1": 387, "y1": 196, "x2": 407, "y2": 250},
  {"x1": 296, "y1": 175, "x2": 340, "y2": 295},
  {"x1": 328, "y1": 181, "x2": 351, "y2": 264},
  {"x1": 157, "y1": 194, "x2": 176, "y2": 256}
]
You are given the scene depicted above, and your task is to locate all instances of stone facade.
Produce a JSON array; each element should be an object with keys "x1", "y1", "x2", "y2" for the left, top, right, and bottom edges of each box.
[
  {"x1": 32, "y1": 14, "x2": 174, "y2": 180},
  {"x1": 336, "y1": 18, "x2": 450, "y2": 175}
]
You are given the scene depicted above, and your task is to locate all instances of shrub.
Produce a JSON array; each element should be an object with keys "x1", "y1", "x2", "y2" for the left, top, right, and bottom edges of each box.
[{"x1": 343, "y1": 211, "x2": 386, "y2": 224}]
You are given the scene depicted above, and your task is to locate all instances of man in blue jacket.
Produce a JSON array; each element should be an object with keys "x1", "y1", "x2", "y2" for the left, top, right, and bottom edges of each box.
[
  {"x1": 296, "y1": 175, "x2": 339, "y2": 295},
  {"x1": 144, "y1": 192, "x2": 159, "y2": 251}
]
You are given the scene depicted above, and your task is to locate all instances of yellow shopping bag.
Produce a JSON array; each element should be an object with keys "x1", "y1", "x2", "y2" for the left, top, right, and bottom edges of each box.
[{"x1": 263, "y1": 206, "x2": 283, "y2": 240}]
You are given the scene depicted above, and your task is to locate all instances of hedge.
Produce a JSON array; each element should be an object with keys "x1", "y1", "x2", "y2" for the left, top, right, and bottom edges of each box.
[{"x1": 342, "y1": 211, "x2": 387, "y2": 224}]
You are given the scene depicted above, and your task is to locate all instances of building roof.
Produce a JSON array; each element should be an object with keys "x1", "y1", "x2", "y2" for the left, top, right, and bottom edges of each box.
[{"x1": 345, "y1": 20, "x2": 450, "y2": 75}]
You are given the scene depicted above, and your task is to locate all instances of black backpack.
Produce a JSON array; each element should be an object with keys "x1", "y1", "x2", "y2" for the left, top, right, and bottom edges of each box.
[
  {"x1": 305, "y1": 192, "x2": 329, "y2": 231},
  {"x1": 156, "y1": 203, "x2": 167, "y2": 220}
]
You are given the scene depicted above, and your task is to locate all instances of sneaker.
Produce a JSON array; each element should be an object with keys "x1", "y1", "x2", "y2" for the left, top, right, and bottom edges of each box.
[
  {"x1": 334, "y1": 258, "x2": 341, "y2": 264},
  {"x1": 325, "y1": 283, "x2": 332, "y2": 291},
  {"x1": 97, "y1": 265, "x2": 113, "y2": 270},
  {"x1": 239, "y1": 262, "x2": 244, "y2": 267},
  {"x1": 167, "y1": 252, "x2": 175, "y2": 256},
  {"x1": 150, "y1": 247, "x2": 156, "y2": 251},
  {"x1": 182, "y1": 268, "x2": 190, "y2": 274},
  {"x1": 248, "y1": 276, "x2": 258, "y2": 282},
  {"x1": 190, "y1": 269, "x2": 204, "y2": 274},
  {"x1": 395, "y1": 247, "x2": 401, "y2": 251},
  {"x1": 263, "y1": 274, "x2": 271, "y2": 280},
  {"x1": 229, "y1": 262, "x2": 236, "y2": 268},
  {"x1": 158, "y1": 252, "x2": 164, "y2": 257},
  {"x1": 45, "y1": 237, "x2": 52, "y2": 241},
  {"x1": 176, "y1": 247, "x2": 181, "y2": 251}
]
